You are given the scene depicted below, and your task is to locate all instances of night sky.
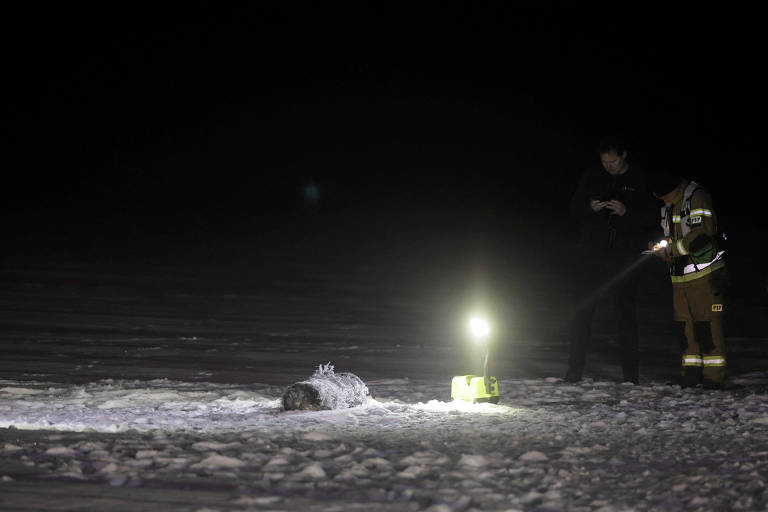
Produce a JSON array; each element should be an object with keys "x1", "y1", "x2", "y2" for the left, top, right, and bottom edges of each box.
[{"x1": 6, "y1": 3, "x2": 764, "y2": 249}]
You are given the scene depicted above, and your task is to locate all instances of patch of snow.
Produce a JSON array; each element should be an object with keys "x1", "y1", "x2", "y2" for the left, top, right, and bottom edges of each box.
[
  {"x1": 192, "y1": 454, "x2": 246, "y2": 469},
  {"x1": 519, "y1": 450, "x2": 548, "y2": 461}
]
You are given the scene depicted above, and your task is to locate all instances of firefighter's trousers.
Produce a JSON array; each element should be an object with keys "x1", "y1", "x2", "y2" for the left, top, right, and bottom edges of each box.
[{"x1": 672, "y1": 267, "x2": 728, "y2": 385}]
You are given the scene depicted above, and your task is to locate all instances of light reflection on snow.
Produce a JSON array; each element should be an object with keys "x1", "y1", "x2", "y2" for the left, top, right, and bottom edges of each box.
[
  {"x1": 412, "y1": 399, "x2": 522, "y2": 415},
  {"x1": 0, "y1": 379, "x2": 285, "y2": 433},
  {"x1": 0, "y1": 379, "x2": 524, "y2": 434}
]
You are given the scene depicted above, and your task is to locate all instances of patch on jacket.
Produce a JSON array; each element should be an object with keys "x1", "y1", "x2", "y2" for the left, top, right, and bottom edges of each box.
[{"x1": 690, "y1": 215, "x2": 703, "y2": 225}]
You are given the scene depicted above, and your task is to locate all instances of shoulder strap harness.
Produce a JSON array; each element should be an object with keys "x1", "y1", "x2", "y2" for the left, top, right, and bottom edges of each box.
[{"x1": 661, "y1": 181, "x2": 701, "y2": 238}]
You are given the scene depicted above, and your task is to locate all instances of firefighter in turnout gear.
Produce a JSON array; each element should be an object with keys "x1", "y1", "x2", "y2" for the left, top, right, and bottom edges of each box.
[{"x1": 649, "y1": 174, "x2": 729, "y2": 389}]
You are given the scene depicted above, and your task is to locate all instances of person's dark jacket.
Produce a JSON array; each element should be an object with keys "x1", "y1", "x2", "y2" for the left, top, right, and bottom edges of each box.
[{"x1": 570, "y1": 165, "x2": 658, "y2": 256}]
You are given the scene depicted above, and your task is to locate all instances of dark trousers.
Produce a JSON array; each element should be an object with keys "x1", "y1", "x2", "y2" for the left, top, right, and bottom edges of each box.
[{"x1": 566, "y1": 250, "x2": 643, "y2": 383}]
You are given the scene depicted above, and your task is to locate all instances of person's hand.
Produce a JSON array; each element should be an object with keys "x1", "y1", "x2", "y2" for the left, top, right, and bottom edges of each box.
[
  {"x1": 604, "y1": 199, "x2": 626, "y2": 216},
  {"x1": 589, "y1": 199, "x2": 606, "y2": 212},
  {"x1": 652, "y1": 247, "x2": 669, "y2": 260}
]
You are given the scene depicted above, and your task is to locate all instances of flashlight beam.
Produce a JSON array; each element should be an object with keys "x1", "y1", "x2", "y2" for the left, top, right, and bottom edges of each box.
[{"x1": 574, "y1": 253, "x2": 653, "y2": 311}]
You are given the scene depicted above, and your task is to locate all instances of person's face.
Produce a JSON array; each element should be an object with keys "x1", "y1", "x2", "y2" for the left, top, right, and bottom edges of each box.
[{"x1": 600, "y1": 150, "x2": 628, "y2": 175}]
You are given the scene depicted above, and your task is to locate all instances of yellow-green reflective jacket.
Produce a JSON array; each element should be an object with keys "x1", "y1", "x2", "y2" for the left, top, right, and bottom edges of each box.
[{"x1": 661, "y1": 180, "x2": 726, "y2": 283}]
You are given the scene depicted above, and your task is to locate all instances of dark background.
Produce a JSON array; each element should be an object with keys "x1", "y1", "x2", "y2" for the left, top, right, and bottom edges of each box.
[{"x1": 5, "y1": 3, "x2": 764, "y2": 271}]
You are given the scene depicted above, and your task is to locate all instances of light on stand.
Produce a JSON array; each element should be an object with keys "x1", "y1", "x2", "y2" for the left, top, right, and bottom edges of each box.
[{"x1": 451, "y1": 316, "x2": 500, "y2": 404}]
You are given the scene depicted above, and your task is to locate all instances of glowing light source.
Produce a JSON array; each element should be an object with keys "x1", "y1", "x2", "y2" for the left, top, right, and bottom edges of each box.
[
  {"x1": 469, "y1": 317, "x2": 490, "y2": 340},
  {"x1": 642, "y1": 239, "x2": 670, "y2": 255}
]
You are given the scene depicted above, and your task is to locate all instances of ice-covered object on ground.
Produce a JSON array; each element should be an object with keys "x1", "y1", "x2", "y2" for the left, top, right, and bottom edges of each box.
[{"x1": 282, "y1": 363, "x2": 369, "y2": 411}]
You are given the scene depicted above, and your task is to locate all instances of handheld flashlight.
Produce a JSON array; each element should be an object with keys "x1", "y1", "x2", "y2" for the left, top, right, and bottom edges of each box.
[{"x1": 642, "y1": 239, "x2": 669, "y2": 254}]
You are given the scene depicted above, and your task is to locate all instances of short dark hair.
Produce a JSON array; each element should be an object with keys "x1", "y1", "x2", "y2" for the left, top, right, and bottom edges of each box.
[{"x1": 598, "y1": 136, "x2": 628, "y2": 156}]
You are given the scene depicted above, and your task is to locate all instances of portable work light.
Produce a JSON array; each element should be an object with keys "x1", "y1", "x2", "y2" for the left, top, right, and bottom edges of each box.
[{"x1": 451, "y1": 316, "x2": 500, "y2": 404}]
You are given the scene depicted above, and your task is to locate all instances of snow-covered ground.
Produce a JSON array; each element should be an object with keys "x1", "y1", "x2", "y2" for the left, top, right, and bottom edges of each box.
[
  {"x1": 1, "y1": 211, "x2": 767, "y2": 511},
  {"x1": 4, "y1": 373, "x2": 768, "y2": 511}
]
